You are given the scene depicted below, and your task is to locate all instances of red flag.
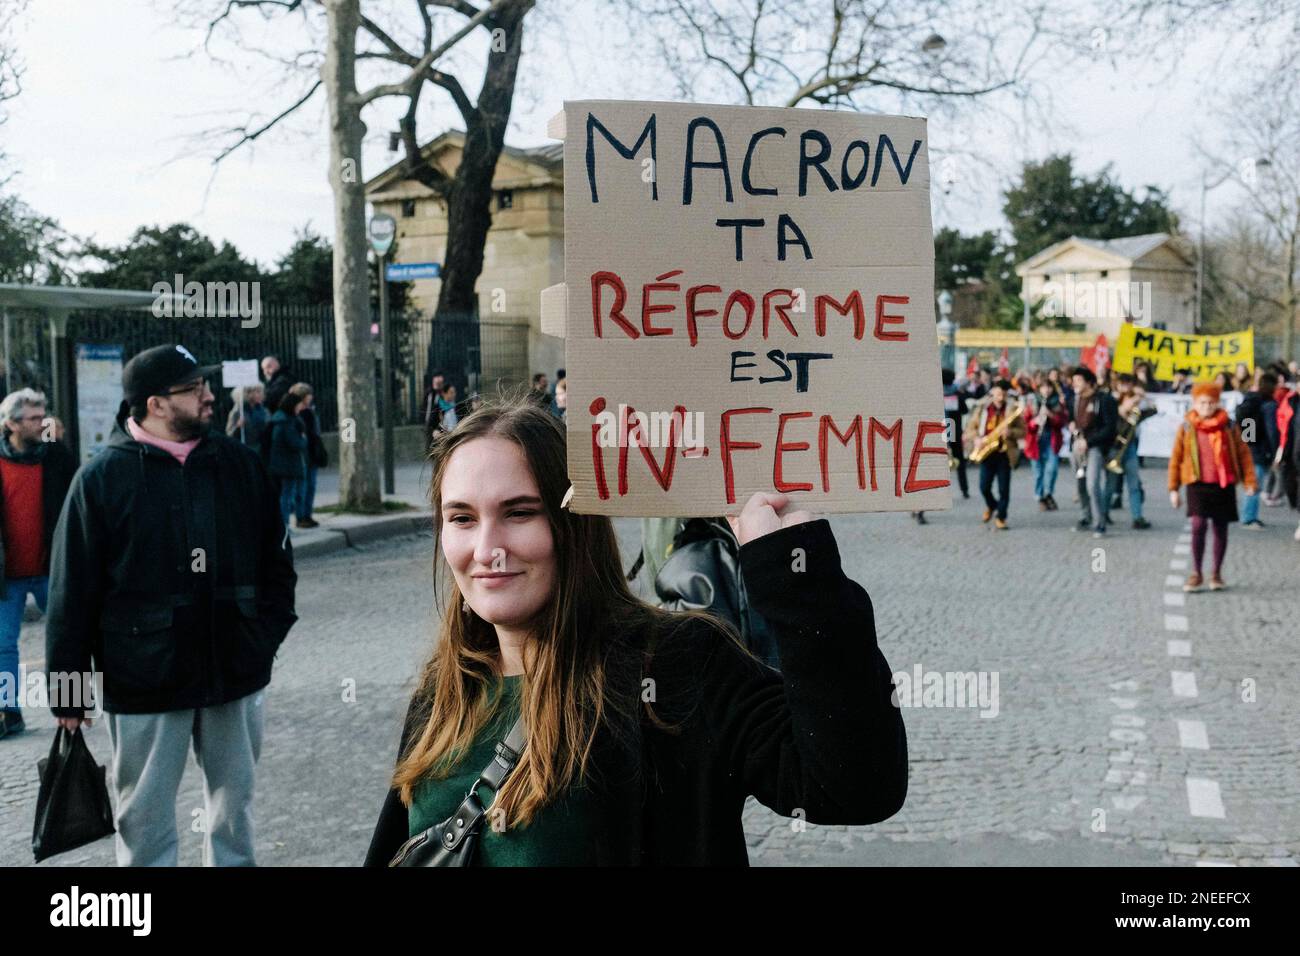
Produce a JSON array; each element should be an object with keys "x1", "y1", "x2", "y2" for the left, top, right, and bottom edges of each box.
[
  {"x1": 997, "y1": 348, "x2": 1010, "y2": 379},
  {"x1": 1092, "y1": 335, "x2": 1110, "y2": 377},
  {"x1": 966, "y1": 356, "x2": 980, "y2": 380}
]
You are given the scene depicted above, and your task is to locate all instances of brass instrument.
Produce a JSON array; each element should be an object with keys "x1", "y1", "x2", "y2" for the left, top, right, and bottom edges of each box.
[
  {"x1": 970, "y1": 403, "x2": 1025, "y2": 463},
  {"x1": 1106, "y1": 403, "x2": 1151, "y2": 474}
]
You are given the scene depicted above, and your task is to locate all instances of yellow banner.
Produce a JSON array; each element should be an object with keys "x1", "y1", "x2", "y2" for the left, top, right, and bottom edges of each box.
[{"x1": 1112, "y1": 324, "x2": 1253, "y2": 383}]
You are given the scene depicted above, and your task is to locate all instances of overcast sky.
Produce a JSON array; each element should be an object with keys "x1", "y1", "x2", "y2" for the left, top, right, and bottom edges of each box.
[{"x1": 2, "y1": 0, "x2": 1262, "y2": 269}]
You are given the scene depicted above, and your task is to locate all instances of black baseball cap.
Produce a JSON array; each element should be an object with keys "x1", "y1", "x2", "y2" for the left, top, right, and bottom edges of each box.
[{"x1": 123, "y1": 344, "x2": 221, "y2": 405}]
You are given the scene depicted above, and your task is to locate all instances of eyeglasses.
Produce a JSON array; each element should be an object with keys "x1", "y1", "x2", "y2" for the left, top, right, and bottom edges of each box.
[{"x1": 162, "y1": 380, "x2": 210, "y2": 397}]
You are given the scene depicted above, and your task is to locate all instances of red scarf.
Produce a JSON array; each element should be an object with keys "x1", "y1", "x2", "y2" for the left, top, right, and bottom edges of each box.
[
  {"x1": 1191, "y1": 408, "x2": 1234, "y2": 489},
  {"x1": 1277, "y1": 386, "x2": 1295, "y2": 446}
]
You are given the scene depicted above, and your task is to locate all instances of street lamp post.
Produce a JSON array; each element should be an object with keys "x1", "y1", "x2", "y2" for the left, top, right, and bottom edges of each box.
[
  {"x1": 368, "y1": 213, "x2": 397, "y2": 495},
  {"x1": 937, "y1": 290, "x2": 955, "y2": 370}
]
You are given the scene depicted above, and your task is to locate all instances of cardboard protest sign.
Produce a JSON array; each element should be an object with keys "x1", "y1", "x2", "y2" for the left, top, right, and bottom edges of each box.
[
  {"x1": 1113, "y1": 323, "x2": 1253, "y2": 383},
  {"x1": 546, "y1": 99, "x2": 948, "y2": 517}
]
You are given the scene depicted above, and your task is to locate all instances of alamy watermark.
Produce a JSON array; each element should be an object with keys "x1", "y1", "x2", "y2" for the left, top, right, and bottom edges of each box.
[
  {"x1": 891, "y1": 664, "x2": 1000, "y2": 718},
  {"x1": 151, "y1": 273, "x2": 262, "y2": 329},
  {"x1": 594, "y1": 405, "x2": 707, "y2": 451},
  {"x1": 0, "y1": 667, "x2": 102, "y2": 717},
  {"x1": 1040, "y1": 275, "x2": 1153, "y2": 326}
]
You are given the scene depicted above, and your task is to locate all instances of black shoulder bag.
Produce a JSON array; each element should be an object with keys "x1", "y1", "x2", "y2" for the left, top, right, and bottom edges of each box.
[{"x1": 387, "y1": 715, "x2": 527, "y2": 867}]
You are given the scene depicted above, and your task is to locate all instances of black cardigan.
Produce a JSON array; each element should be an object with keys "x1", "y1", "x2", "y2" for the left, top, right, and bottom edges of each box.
[{"x1": 363, "y1": 518, "x2": 908, "y2": 866}]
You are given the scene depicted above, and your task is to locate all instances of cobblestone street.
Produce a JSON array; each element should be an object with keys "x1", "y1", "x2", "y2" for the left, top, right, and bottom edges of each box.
[{"x1": 3, "y1": 462, "x2": 1297, "y2": 867}]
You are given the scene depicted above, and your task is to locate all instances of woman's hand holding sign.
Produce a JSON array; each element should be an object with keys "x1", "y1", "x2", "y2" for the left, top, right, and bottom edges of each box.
[{"x1": 727, "y1": 492, "x2": 816, "y2": 545}]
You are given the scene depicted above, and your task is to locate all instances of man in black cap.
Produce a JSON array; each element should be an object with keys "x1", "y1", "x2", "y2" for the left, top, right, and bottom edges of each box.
[{"x1": 45, "y1": 343, "x2": 297, "y2": 866}]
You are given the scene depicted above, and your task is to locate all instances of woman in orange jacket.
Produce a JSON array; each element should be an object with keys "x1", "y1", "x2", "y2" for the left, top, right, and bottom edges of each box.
[{"x1": 1168, "y1": 383, "x2": 1257, "y2": 592}]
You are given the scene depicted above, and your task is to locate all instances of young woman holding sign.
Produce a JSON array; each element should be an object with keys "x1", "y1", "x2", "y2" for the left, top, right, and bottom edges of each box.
[{"x1": 364, "y1": 399, "x2": 907, "y2": 866}]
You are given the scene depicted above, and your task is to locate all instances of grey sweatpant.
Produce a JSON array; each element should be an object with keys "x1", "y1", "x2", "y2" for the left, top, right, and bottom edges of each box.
[{"x1": 104, "y1": 691, "x2": 265, "y2": 867}]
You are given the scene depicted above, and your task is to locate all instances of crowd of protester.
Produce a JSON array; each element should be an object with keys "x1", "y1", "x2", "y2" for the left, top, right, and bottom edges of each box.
[{"x1": 950, "y1": 356, "x2": 1300, "y2": 592}]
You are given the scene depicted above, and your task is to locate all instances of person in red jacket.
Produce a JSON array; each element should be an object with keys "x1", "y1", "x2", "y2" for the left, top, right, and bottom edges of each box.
[
  {"x1": 1024, "y1": 380, "x2": 1069, "y2": 511},
  {"x1": 0, "y1": 388, "x2": 78, "y2": 739}
]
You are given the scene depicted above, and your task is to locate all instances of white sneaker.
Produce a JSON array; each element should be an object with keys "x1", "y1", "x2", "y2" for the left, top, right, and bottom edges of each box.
[{"x1": 1294, "y1": 522, "x2": 1300, "y2": 542}]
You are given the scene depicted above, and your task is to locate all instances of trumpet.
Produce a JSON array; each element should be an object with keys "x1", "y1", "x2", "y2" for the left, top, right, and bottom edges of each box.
[{"x1": 970, "y1": 403, "x2": 1025, "y2": 463}]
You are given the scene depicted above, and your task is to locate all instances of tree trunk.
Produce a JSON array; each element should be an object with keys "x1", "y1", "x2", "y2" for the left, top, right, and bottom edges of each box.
[
  {"x1": 430, "y1": 0, "x2": 533, "y2": 387},
  {"x1": 1284, "y1": 231, "x2": 1297, "y2": 362},
  {"x1": 323, "y1": 0, "x2": 381, "y2": 510}
]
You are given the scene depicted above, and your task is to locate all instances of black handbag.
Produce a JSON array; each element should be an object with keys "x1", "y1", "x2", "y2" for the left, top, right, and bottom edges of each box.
[
  {"x1": 388, "y1": 715, "x2": 527, "y2": 867},
  {"x1": 32, "y1": 726, "x2": 116, "y2": 863},
  {"x1": 653, "y1": 517, "x2": 780, "y2": 669}
]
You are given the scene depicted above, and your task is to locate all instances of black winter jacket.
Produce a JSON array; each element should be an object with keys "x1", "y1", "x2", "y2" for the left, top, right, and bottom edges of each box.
[
  {"x1": 1079, "y1": 390, "x2": 1119, "y2": 451},
  {"x1": 45, "y1": 408, "x2": 298, "y2": 716},
  {"x1": 364, "y1": 519, "x2": 908, "y2": 866},
  {"x1": 267, "y1": 411, "x2": 308, "y2": 480},
  {"x1": 0, "y1": 431, "x2": 78, "y2": 597},
  {"x1": 1233, "y1": 392, "x2": 1278, "y2": 467},
  {"x1": 264, "y1": 369, "x2": 295, "y2": 414}
]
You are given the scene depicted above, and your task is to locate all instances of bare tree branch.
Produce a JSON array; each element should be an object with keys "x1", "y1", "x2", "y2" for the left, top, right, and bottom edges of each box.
[
  {"x1": 353, "y1": 0, "x2": 507, "y2": 106},
  {"x1": 212, "y1": 78, "x2": 323, "y2": 163}
]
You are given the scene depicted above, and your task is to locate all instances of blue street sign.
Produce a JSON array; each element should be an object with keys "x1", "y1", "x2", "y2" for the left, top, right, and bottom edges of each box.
[{"x1": 385, "y1": 262, "x2": 441, "y2": 280}]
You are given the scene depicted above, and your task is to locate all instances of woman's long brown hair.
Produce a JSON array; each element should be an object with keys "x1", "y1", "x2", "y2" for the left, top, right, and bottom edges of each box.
[{"x1": 392, "y1": 398, "x2": 700, "y2": 828}]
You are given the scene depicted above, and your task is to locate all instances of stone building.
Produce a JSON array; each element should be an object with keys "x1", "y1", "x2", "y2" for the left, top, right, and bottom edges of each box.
[
  {"x1": 364, "y1": 131, "x2": 566, "y2": 383},
  {"x1": 1015, "y1": 233, "x2": 1196, "y2": 338}
]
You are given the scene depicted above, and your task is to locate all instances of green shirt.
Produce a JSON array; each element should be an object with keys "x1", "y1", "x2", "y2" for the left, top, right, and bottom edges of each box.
[{"x1": 407, "y1": 676, "x2": 600, "y2": 866}]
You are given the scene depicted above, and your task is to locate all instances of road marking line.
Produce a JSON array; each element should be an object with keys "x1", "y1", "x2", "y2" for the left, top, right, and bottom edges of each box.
[
  {"x1": 1170, "y1": 558, "x2": 1189, "y2": 571},
  {"x1": 1177, "y1": 533, "x2": 1192, "y2": 544},
  {"x1": 1195, "y1": 860, "x2": 1236, "y2": 867},
  {"x1": 1111, "y1": 795, "x2": 1146, "y2": 811},
  {"x1": 1165, "y1": 574, "x2": 1184, "y2": 587},
  {"x1": 1173, "y1": 544, "x2": 1191, "y2": 555},
  {"x1": 1186, "y1": 778, "x2": 1226, "y2": 819},
  {"x1": 1165, "y1": 614, "x2": 1189, "y2": 631},
  {"x1": 1163, "y1": 592, "x2": 1186, "y2": 607},
  {"x1": 1178, "y1": 719, "x2": 1209, "y2": 749},
  {"x1": 1171, "y1": 671, "x2": 1198, "y2": 697},
  {"x1": 1167, "y1": 639, "x2": 1191, "y2": 657}
]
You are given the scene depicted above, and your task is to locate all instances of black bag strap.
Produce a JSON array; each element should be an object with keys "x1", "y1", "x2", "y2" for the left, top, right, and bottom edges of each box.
[
  {"x1": 389, "y1": 712, "x2": 527, "y2": 864},
  {"x1": 476, "y1": 715, "x2": 527, "y2": 794}
]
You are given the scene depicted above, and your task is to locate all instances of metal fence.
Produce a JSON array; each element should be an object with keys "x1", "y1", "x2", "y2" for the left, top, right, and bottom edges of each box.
[{"x1": 0, "y1": 303, "x2": 532, "y2": 438}]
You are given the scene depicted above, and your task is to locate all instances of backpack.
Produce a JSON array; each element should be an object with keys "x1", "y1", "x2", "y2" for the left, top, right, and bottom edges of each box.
[{"x1": 651, "y1": 517, "x2": 779, "y2": 670}]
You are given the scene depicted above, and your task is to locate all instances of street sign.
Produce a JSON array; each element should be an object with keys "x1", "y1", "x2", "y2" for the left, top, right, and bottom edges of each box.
[
  {"x1": 75, "y1": 344, "x2": 123, "y2": 464},
  {"x1": 385, "y1": 262, "x2": 441, "y2": 280},
  {"x1": 297, "y1": 334, "x2": 324, "y2": 360},
  {"x1": 368, "y1": 214, "x2": 396, "y2": 256}
]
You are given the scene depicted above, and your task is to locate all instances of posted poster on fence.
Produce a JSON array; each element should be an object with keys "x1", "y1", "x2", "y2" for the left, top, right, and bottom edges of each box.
[
  {"x1": 1113, "y1": 322, "x2": 1254, "y2": 383},
  {"x1": 549, "y1": 99, "x2": 949, "y2": 516}
]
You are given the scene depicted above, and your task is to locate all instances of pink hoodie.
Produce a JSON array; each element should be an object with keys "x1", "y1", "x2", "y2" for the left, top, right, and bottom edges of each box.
[{"x1": 127, "y1": 416, "x2": 200, "y2": 466}]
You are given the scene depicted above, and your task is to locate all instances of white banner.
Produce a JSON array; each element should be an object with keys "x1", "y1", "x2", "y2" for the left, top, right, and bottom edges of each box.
[{"x1": 1137, "y1": 391, "x2": 1243, "y2": 458}]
